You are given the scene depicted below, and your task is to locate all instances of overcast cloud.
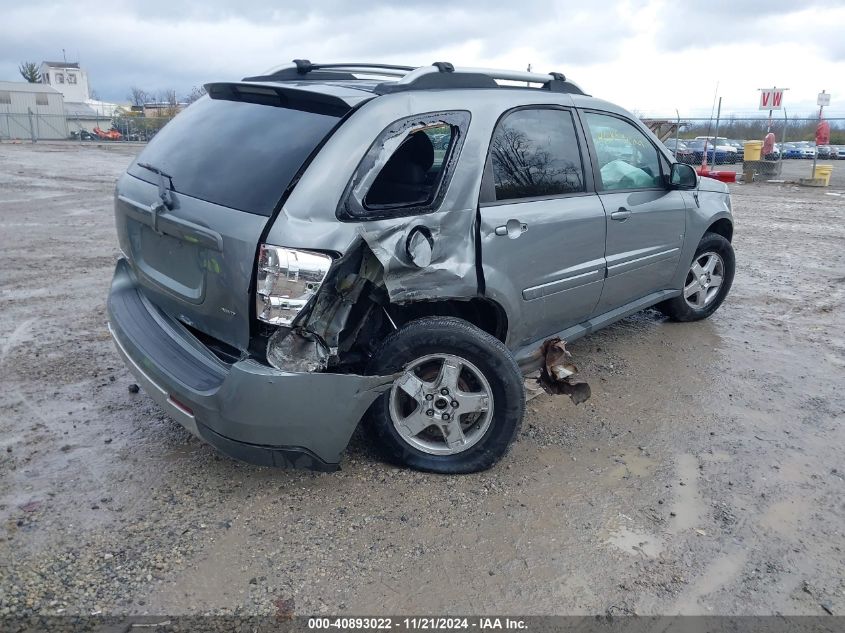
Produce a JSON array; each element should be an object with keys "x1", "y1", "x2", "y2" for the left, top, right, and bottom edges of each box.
[{"x1": 1, "y1": 0, "x2": 843, "y2": 116}]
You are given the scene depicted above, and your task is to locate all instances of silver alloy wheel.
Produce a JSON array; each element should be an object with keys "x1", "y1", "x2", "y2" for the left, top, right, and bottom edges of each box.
[
  {"x1": 388, "y1": 353, "x2": 494, "y2": 456},
  {"x1": 683, "y1": 251, "x2": 725, "y2": 310}
]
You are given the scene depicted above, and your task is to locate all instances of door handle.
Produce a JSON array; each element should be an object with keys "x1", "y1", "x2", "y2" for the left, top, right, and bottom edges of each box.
[
  {"x1": 494, "y1": 219, "x2": 528, "y2": 239},
  {"x1": 610, "y1": 207, "x2": 632, "y2": 221}
]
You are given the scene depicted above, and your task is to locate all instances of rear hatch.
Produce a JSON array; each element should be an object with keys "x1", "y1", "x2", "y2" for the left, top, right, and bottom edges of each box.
[{"x1": 115, "y1": 83, "x2": 367, "y2": 352}]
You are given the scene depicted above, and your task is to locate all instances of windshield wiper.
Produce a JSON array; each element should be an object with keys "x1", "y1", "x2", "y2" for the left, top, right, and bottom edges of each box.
[{"x1": 137, "y1": 162, "x2": 174, "y2": 210}]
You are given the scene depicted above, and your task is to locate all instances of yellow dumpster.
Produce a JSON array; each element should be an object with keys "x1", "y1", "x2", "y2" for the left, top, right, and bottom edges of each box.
[
  {"x1": 744, "y1": 140, "x2": 763, "y2": 161},
  {"x1": 813, "y1": 164, "x2": 833, "y2": 186}
]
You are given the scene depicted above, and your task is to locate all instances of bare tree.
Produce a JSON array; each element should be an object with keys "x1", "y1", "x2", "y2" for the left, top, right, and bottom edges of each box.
[
  {"x1": 19, "y1": 62, "x2": 42, "y2": 83},
  {"x1": 491, "y1": 125, "x2": 582, "y2": 198},
  {"x1": 128, "y1": 87, "x2": 150, "y2": 107},
  {"x1": 159, "y1": 89, "x2": 177, "y2": 106},
  {"x1": 183, "y1": 85, "x2": 207, "y2": 105},
  {"x1": 155, "y1": 89, "x2": 180, "y2": 118}
]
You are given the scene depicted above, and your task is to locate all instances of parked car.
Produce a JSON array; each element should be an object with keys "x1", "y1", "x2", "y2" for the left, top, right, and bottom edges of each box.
[
  {"x1": 685, "y1": 140, "x2": 731, "y2": 165},
  {"x1": 675, "y1": 145, "x2": 696, "y2": 164},
  {"x1": 834, "y1": 146, "x2": 845, "y2": 160},
  {"x1": 781, "y1": 143, "x2": 802, "y2": 159},
  {"x1": 663, "y1": 139, "x2": 698, "y2": 164},
  {"x1": 108, "y1": 61, "x2": 735, "y2": 473},
  {"x1": 663, "y1": 138, "x2": 686, "y2": 154},
  {"x1": 817, "y1": 145, "x2": 832, "y2": 159},
  {"x1": 694, "y1": 136, "x2": 738, "y2": 163},
  {"x1": 726, "y1": 139, "x2": 745, "y2": 161},
  {"x1": 797, "y1": 142, "x2": 816, "y2": 159}
]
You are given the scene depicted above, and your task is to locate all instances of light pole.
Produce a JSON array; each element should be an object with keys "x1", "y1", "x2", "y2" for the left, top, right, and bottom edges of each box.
[{"x1": 811, "y1": 90, "x2": 829, "y2": 181}]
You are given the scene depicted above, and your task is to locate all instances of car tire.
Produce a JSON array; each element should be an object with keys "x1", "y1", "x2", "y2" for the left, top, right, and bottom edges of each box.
[
  {"x1": 658, "y1": 232, "x2": 735, "y2": 322},
  {"x1": 365, "y1": 317, "x2": 524, "y2": 474}
]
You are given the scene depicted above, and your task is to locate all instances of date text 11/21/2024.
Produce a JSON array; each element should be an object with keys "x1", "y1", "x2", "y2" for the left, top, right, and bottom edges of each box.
[{"x1": 307, "y1": 617, "x2": 527, "y2": 630}]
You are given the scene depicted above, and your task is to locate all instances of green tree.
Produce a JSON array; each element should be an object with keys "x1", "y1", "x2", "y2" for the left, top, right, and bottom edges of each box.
[{"x1": 19, "y1": 62, "x2": 42, "y2": 83}]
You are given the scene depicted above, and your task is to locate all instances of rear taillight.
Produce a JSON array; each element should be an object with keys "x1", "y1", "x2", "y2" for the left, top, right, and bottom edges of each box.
[{"x1": 255, "y1": 245, "x2": 332, "y2": 326}]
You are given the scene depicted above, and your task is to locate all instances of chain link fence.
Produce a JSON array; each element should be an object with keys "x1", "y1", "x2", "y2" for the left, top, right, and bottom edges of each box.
[
  {"x1": 3, "y1": 109, "x2": 844, "y2": 168},
  {"x1": 0, "y1": 111, "x2": 175, "y2": 143},
  {"x1": 0, "y1": 112, "x2": 69, "y2": 141},
  {"x1": 646, "y1": 116, "x2": 845, "y2": 166}
]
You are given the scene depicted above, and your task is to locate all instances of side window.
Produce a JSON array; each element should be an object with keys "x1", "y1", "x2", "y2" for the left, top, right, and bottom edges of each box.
[
  {"x1": 583, "y1": 112, "x2": 663, "y2": 191},
  {"x1": 489, "y1": 108, "x2": 585, "y2": 201},
  {"x1": 338, "y1": 111, "x2": 470, "y2": 221},
  {"x1": 365, "y1": 124, "x2": 453, "y2": 208}
]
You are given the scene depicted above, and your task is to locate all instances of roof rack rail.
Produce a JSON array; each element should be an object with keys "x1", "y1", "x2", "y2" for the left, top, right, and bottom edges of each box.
[
  {"x1": 243, "y1": 60, "x2": 587, "y2": 95},
  {"x1": 374, "y1": 64, "x2": 586, "y2": 95},
  {"x1": 243, "y1": 60, "x2": 415, "y2": 82}
]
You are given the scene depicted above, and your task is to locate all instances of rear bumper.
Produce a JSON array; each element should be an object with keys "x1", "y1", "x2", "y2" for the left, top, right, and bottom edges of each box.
[{"x1": 107, "y1": 258, "x2": 392, "y2": 470}]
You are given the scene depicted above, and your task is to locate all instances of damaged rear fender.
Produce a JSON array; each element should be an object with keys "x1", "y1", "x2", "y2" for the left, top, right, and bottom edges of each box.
[{"x1": 270, "y1": 234, "x2": 490, "y2": 372}]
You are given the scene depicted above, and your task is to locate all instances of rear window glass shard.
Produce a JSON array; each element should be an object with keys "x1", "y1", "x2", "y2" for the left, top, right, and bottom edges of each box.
[
  {"x1": 338, "y1": 111, "x2": 471, "y2": 221},
  {"x1": 127, "y1": 95, "x2": 342, "y2": 216},
  {"x1": 365, "y1": 124, "x2": 453, "y2": 208},
  {"x1": 490, "y1": 108, "x2": 585, "y2": 201}
]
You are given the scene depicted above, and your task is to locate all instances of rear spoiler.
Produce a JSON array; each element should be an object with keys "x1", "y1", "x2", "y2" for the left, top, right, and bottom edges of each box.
[{"x1": 204, "y1": 82, "x2": 354, "y2": 117}]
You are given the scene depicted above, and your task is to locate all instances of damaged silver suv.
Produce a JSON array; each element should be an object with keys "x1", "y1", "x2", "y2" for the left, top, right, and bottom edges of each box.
[{"x1": 108, "y1": 61, "x2": 734, "y2": 473}]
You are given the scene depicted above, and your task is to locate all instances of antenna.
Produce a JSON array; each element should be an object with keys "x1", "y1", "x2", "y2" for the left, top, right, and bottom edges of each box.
[{"x1": 702, "y1": 82, "x2": 719, "y2": 169}]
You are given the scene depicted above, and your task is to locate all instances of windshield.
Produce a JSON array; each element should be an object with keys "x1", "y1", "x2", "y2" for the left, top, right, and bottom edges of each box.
[{"x1": 127, "y1": 96, "x2": 342, "y2": 216}]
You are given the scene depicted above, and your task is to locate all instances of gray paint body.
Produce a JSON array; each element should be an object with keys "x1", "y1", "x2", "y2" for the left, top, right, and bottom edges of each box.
[
  {"x1": 108, "y1": 80, "x2": 732, "y2": 467},
  {"x1": 268, "y1": 88, "x2": 731, "y2": 361},
  {"x1": 107, "y1": 259, "x2": 393, "y2": 468}
]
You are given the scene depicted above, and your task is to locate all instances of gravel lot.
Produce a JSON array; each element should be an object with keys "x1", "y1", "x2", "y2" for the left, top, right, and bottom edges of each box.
[{"x1": 1, "y1": 142, "x2": 844, "y2": 618}]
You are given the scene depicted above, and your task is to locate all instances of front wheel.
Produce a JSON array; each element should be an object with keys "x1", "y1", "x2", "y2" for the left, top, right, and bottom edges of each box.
[
  {"x1": 658, "y1": 232, "x2": 735, "y2": 322},
  {"x1": 365, "y1": 317, "x2": 524, "y2": 473}
]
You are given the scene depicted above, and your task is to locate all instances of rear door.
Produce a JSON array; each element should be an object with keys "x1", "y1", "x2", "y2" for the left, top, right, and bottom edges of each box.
[
  {"x1": 580, "y1": 110, "x2": 686, "y2": 314},
  {"x1": 479, "y1": 106, "x2": 606, "y2": 347},
  {"x1": 115, "y1": 86, "x2": 351, "y2": 351}
]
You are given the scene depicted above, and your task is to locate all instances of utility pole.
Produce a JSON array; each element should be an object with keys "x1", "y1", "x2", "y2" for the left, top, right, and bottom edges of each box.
[
  {"x1": 811, "y1": 90, "x2": 829, "y2": 181},
  {"x1": 673, "y1": 108, "x2": 680, "y2": 159},
  {"x1": 712, "y1": 97, "x2": 722, "y2": 165},
  {"x1": 766, "y1": 89, "x2": 773, "y2": 133}
]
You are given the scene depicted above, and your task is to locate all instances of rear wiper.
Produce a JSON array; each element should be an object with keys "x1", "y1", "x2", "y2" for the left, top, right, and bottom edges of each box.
[{"x1": 137, "y1": 162, "x2": 174, "y2": 210}]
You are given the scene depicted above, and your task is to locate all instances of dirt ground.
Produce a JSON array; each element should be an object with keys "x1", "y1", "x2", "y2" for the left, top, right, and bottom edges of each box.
[{"x1": 1, "y1": 142, "x2": 843, "y2": 618}]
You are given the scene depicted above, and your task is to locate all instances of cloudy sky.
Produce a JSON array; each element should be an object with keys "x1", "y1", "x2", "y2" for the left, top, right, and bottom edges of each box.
[{"x1": 2, "y1": 0, "x2": 844, "y2": 117}]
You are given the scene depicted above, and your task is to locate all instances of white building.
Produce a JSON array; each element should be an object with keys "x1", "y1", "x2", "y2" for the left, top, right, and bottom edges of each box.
[
  {"x1": 40, "y1": 61, "x2": 90, "y2": 102},
  {"x1": 0, "y1": 81, "x2": 67, "y2": 140},
  {"x1": 39, "y1": 60, "x2": 124, "y2": 133}
]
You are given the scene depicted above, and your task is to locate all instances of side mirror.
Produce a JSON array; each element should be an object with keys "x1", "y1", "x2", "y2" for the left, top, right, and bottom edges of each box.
[{"x1": 670, "y1": 163, "x2": 698, "y2": 189}]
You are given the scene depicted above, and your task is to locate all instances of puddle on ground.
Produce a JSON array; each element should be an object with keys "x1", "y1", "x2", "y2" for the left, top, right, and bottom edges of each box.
[
  {"x1": 600, "y1": 452, "x2": 657, "y2": 484},
  {"x1": 672, "y1": 550, "x2": 748, "y2": 614},
  {"x1": 606, "y1": 525, "x2": 663, "y2": 558},
  {"x1": 759, "y1": 498, "x2": 812, "y2": 538},
  {"x1": 669, "y1": 453, "x2": 707, "y2": 534}
]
